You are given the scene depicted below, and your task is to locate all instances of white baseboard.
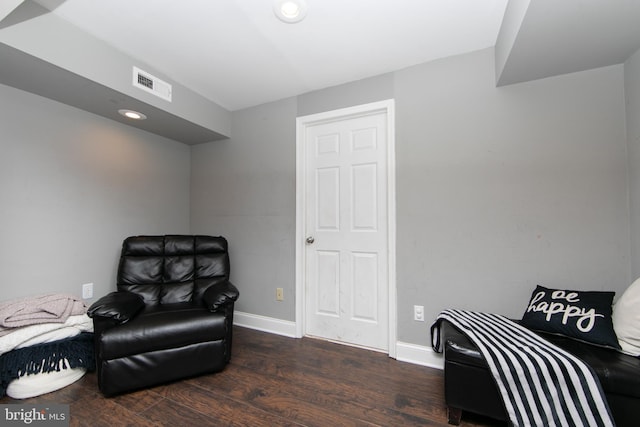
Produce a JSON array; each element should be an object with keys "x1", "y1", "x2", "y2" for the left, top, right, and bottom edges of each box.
[
  {"x1": 234, "y1": 311, "x2": 444, "y2": 370},
  {"x1": 396, "y1": 341, "x2": 443, "y2": 370},
  {"x1": 234, "y1": 311, "x2": 298, "y2": 338}
]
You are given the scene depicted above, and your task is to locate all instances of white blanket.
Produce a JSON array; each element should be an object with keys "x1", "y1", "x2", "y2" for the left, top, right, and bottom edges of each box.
[
  {"x1": 6, "y1": 358, "x2": 87, "y2": 399},
  {"x1": 0, "y1": 314, "x2": 93, "y2": 357}
]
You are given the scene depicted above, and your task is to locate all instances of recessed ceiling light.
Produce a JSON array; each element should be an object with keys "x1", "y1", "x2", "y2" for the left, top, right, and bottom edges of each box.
[
  {"x1": 274, "y1": 0, "x2": 308, "y2": 23},
  {"x1": 118, "y1": 109, "x2": 147, "y2": 120}
]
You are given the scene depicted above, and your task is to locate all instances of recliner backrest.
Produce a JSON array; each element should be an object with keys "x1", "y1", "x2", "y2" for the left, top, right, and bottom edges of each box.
[{"x1": 117, "y1": 235, "x2": 230, "y2": 305}]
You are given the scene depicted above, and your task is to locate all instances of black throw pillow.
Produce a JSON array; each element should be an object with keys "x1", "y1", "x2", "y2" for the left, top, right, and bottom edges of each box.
[{"x1": 521, "y1": 285, "x2": 620, "y2": 349}]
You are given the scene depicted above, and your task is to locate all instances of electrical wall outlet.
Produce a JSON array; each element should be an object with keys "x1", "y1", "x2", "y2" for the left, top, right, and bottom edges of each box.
[
  {"x1": 82, "y1": 283, "x2": 94, "y2": 299},
  {"x1": 276, "y1": 287, "x2": 284, "y2": 301},
  {"x1": 414, "y1": 305, "x2": 424, "y2": 322}
]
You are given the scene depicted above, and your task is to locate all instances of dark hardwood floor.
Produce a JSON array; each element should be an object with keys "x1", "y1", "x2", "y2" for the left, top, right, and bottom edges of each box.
[{"x1": 1, "y1": 327, "x2": 502, "y2": 426}]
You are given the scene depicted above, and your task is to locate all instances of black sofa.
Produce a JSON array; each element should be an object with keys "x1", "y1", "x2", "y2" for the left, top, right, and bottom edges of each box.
[
  {"x1": 441, "y1": 320, "x2": 640, "y2": 426},
  {"x1": 88, "y1": 235, "x2": 239, "y2": 396}
]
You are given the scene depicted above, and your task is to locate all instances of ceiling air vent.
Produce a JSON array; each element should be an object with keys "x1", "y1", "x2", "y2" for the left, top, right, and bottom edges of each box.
[{"x1": 132, "y1": 66, "x2": 172, "y2": 102}]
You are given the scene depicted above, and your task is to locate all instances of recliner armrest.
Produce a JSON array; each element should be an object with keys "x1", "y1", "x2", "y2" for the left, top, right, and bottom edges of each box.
[
  {"x1": 87, "y1": 291, "x2": 145, "y2": 323},
  {"x1": 203, "y1": 281, "x2": 239, "y2": 312}
]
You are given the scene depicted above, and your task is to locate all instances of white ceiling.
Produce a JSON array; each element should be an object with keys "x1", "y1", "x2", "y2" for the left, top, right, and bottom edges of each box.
[
  {"x1": 5, "y1": 0, "x2": 640, "y2": 127},
  {"x1": 47, "y1": 0, "x2": 509, "y2": 111}
]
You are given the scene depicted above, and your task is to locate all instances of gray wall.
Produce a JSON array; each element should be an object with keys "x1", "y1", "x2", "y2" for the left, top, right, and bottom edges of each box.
[
  {"x1": 395, "y1": 48, "x2": 629, "y2": 343},
  {"x1": 190, "y1": 98, "x2": 297, "y2": 319},
  {"x1": 191, "y1": 47, "x2": 631, "y2": 346},
  {"x1": 297, "y1": 73, "x2": 395, "y2": 117},
  {"x1": 626, "y1": 48, "x2": 640, "y2": 278},
  {"x1": 0, "y1": 83, "x2": 191, "y2": 301},
  {"x1": 1, "y1": 45, "x2": 632, "y2": 349}
]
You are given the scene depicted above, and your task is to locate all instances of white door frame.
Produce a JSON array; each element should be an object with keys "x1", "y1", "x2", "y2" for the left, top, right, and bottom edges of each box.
[{"x1": 295, "y1": 99, "x2": 397, "y2": 358}]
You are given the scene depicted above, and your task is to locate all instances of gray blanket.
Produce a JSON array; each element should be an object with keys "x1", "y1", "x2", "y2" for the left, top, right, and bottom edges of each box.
[{"x1": 0, "y1": 294, "x2": 86, "y2": 336}]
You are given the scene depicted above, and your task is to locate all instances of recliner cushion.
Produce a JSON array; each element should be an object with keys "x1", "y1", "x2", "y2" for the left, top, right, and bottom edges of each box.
[
  {"x1": 203, "y1": 281, "x2": 239, "y2": 312},
  {"x1": 87, "y1": 291, "x2": 145, "y2": 322},
  {"x1": 122, "y1": 236, "x2": 164, "y2": 256},
  {"x1": 117, "y1": 235, "x2": 231, "y2": 305},
  {"x1": 120, "y1": 257, "x2": 163, "y2": 285},
  {"x1": 99, "y1": 303, "x2": 227, "y2": 360},
  {"x1": 165, "y1": 235, "x2": 195, "y2": 255}
]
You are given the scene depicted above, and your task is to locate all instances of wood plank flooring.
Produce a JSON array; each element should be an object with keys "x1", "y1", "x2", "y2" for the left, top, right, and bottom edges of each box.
[{"x1": 1, "y1": 326, "x2": 503, "y2": 426}]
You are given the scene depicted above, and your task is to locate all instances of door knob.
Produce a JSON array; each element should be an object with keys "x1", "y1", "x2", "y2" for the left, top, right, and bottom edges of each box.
[{"x1": 306, "y1": 236, "x2": 315, "y2": 244}]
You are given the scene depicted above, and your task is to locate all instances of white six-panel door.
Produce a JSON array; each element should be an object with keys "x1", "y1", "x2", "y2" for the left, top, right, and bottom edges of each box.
[{"x1": 297, "y1": 102, "x2": 394, "y2": 352}]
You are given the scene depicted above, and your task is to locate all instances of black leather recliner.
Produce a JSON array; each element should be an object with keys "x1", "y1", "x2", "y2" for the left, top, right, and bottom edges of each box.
[{"x1": 87, "y1": 235, "x2": 239, "y2": 396}]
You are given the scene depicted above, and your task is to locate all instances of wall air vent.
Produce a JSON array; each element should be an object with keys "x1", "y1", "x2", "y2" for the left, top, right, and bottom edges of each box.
[{"x1": 132, "y1": 66, "x2": 172, "y2": 102}]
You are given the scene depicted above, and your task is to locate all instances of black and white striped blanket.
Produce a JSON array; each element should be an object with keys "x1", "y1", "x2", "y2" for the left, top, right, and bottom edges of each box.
[{"x1": 431, "y1": 309, "x2": 615, "y2": 427}]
